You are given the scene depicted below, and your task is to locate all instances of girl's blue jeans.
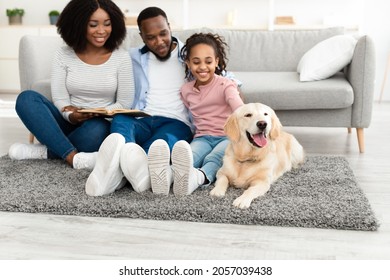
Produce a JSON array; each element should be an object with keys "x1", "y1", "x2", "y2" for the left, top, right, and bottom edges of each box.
[
  {"x1": 110, "y1": 114, "x2": 193, "y2": 153},
  {"x1": 15, "y1": 90, "x2": 111, "y2": 159},
  {"x1": 191, "y1": 135, "x2": 229, "y2": 184}
]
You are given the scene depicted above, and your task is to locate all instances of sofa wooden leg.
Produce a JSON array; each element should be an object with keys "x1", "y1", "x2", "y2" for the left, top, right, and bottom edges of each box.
[
  {"x1": 29, "y1": 133, "x2": 35, "y2": 144},
  {"x1": 356, "y1": 128, "x2": 365, "y2": 153},
  {"x1": 348, "y1": 128, "x2": 352, "y2": 134}
]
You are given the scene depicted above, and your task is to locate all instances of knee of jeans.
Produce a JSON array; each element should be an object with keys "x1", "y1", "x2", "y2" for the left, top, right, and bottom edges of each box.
[
  {"x1": 112, "y1": 114, "x2": 130, "y2": 124},
  {"x1": 111, "y1": 115, "x2": 134, "y2": 130},
  {"x1": 111, "y1": 115, "x2": 137, "y2": 134},
  {"x1": 16, "y1": 90, "x2": 34, "y2": 106},
  {"x1": 15, "y1": 90, "x2": 41, "y2": 113}
]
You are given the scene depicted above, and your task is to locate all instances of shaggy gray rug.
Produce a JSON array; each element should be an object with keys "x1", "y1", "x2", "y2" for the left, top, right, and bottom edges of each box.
[{"x1": 0, "y1": 155, "x2": 378, "y2": 231}]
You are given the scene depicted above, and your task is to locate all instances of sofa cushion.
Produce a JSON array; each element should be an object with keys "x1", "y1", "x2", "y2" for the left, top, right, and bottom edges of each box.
[
  {"x1": 31, "y1": 80, "x2": 52, "y2": 101},
  {"x1": 19, "y1": 35, "x2": 64, "y2": 92},
  {"x1": 235, "y1": 71, "x2": 354, "y2": 110},
  {"x1": 297, "y1": 35, "x2": 358, "y2": 82},
  {"x1": 212, "y1": 27, "x2": 344, "y2": 72}
]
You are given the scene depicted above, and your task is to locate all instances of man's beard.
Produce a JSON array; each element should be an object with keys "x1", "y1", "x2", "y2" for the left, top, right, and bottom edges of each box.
[{"x1": 153, "y1": 40, "x2": 174, "y2": 61}]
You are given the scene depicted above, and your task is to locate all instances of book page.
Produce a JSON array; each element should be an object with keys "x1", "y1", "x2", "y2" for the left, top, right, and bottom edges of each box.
[{"x1": 78, "y1": 108, "x2": 150, "y2": 117}]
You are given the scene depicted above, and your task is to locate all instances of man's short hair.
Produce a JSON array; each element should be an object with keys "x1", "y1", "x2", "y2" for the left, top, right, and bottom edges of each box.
[{"x1": 137, "y1": 6, "x2": 168, "y2": 30}]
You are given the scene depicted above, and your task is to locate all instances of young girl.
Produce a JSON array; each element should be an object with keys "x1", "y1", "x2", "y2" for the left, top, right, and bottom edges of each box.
[{"x1": 149, "y1": 33, "x2": 244, "y2": 196}]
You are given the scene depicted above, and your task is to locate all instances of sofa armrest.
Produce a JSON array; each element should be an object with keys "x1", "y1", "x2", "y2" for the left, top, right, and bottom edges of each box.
[
  {"x1": 19, "y1": 35, "x2": 63, "y2": 93},
  {"x1": 346, "y1": 35, "x2": 376, "y2": 128}
]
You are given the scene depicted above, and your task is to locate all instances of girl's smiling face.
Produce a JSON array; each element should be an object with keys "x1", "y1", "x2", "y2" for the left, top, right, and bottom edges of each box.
[{"x1": 186, "y1": 43, "x2": 219, "y2": 88}]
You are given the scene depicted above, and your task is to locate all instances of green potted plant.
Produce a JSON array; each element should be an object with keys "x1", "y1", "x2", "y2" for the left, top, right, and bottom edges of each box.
[
  {"x1": 48, "y1": 10, "x2": 60, "y2": 25},
  {"x1": 6, "y1": 8, "x2": 25, "y2": 25}
]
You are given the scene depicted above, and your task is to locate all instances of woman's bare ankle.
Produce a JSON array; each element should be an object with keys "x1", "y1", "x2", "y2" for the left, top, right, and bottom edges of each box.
[{"x1": 65, "y1": 150, "x2": 78, "y2": 167}]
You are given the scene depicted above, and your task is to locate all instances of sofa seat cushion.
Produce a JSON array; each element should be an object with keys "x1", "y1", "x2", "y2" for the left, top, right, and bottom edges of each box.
[{"x1": 235, "y1": 71, "x2": 353, "y2": 110}]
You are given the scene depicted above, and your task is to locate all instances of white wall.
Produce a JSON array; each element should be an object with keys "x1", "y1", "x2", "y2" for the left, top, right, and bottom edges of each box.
[
  {"x1": 1, "y1": 0, "x2": 389, "y2": 101},
  {"x1": 361, "y1": 0, "x2": 390, "y2": 102}
]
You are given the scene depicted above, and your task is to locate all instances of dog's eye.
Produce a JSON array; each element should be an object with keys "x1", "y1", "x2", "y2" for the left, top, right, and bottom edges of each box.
[
  {"x1": 264, "y1": 113, "x2": 268, "y2": 116},
  {"x1": 244, "y1": 113, "x2": 252, "y2": 117}
]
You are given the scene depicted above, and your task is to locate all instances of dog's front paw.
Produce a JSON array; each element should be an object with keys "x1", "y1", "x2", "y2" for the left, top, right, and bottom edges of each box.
[
  {"x1": 210, "y1": 186, "x2": 226, "y2": 198},
  {"x1": 233, "y1": 195, "x2": 253, "y2": 209}
]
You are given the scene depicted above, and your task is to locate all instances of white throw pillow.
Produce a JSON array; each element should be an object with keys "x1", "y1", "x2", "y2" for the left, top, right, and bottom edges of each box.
[{"x1": 297, "y1": 35, "x2": 358, "y2": 82}]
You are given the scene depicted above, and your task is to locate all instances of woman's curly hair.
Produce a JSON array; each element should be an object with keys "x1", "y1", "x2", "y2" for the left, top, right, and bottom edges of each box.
[
  {"x1": 56, "y1": 0, "x2": 126, "y2": 53},
  {"x1": 180, "y1": 33, "x2": 229, "y2": 79}
]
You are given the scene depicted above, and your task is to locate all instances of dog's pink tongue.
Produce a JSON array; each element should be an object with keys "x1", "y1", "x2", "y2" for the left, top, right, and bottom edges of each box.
[{"x1": 253, "y1": 133, "x2": 267, "y2": 147}]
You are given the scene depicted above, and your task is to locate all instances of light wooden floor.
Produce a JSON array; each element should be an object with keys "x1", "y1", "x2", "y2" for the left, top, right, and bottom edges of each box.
[{"x1": 0, "y1": 94, "x2": 389, "y2": 260}]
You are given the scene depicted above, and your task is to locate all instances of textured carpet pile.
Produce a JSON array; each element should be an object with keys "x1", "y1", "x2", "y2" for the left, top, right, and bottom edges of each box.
[{"x1": 0, "y1": 155, "x2": 378, "y2": 231}]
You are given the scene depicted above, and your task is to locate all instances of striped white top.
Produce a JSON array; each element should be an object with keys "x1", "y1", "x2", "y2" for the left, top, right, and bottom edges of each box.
[{"x1": 51, "y1": 46, "x2": 134, "y2": 121}]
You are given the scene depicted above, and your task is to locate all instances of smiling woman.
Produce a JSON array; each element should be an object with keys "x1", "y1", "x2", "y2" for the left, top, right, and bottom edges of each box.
[
  {"x1": 78, "y1": 8, "x2": 113, "y2": 65},
  {"x1": 56, "y1": 0, "x2": 126, "y2": 53},
  {"x1": 8, "y1": 0, "x2": 135, "y2": 170}
]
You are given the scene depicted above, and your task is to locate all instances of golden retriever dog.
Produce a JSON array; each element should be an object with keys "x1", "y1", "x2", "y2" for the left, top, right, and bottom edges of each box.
[{"x1": 210, "y1": 103, "x2": 305, "y2": 209}]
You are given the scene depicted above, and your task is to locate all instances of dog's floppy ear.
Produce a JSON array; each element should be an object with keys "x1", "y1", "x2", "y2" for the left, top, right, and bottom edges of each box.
[
  {"x1": 224, "y1": 114, "x2": 240, "y2": 142},
  {"x1": 269, "y1": 110, "x2": 282, "y2": 140}
]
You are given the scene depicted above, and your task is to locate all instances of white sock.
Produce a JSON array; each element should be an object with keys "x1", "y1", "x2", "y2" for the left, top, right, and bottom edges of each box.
[{"x1": 73, "y1": 152, "x2": 98, "y2": 170}]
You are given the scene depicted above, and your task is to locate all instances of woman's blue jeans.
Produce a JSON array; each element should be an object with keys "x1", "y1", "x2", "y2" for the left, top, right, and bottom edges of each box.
[
  {"x1": 190, "y1": 135, "x2": 229, "y2": 184},
  {"x1": 15, "y1": 90, "x2": 111, "y2": 159},
  {"x1": 110, "y1": 114, "x2": 193, "y2": 153}
]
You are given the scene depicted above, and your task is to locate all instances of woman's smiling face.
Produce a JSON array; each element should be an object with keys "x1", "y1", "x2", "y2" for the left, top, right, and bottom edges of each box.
[{"x1": 85, "y1": 8, "x2": 112, "y2": 49}]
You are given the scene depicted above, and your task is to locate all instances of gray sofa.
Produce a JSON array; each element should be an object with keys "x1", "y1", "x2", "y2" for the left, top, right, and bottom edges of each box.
[{"x1": 19, "y1": 27, "x2": 375, "y2": 152}]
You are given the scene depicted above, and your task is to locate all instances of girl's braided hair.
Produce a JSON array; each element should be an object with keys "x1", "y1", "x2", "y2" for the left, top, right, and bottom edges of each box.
[{"x1": 180, "y1": 32, "x2": 229, "y2": 79}]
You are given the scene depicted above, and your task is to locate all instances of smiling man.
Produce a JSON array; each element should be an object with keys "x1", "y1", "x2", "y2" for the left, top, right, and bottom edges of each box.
[{"x1": 86, "y1": 7, "x2": 193, "y2": 196}]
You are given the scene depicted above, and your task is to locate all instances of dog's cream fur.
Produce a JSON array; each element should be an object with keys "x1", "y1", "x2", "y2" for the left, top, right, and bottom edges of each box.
[{"x1": 210, "y1": 103, "x2": 305, "y2": 209}]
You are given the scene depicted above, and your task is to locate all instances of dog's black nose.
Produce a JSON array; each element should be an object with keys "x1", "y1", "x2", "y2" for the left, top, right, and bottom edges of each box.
[{"x1": 256, "y1": 121, "x2": 267, "y2": 130}]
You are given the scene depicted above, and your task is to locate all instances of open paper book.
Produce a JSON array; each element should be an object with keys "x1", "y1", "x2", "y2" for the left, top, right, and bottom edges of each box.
[{"x1": 78, "y1": 108, "x2": 150, "y2": 117}]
